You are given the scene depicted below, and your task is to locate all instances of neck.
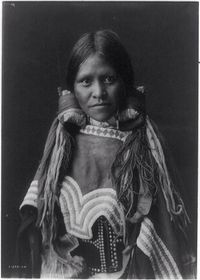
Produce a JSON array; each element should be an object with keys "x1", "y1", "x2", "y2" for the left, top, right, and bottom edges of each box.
[{"x1": 88, "y1": 117, "x2": 117, "y2": 129}]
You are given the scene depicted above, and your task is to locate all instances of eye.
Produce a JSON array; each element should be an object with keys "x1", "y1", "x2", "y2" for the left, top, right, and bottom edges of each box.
[
  {"x1": 103, "y1": 75, "x2": 116, "y2": 84},
  {"x1": 79, "y1": 78, "x2": 91, "y2": 87}
]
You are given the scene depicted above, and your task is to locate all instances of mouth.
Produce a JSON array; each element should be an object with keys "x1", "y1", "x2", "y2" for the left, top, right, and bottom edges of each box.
[{"x1": 90, "y1": 103, "x2": 110, "y2": 108}]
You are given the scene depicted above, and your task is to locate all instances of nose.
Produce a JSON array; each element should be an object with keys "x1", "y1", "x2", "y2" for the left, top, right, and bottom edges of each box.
[{"x1": 92, "y1": 81, "x2": 107, "y2": 100}]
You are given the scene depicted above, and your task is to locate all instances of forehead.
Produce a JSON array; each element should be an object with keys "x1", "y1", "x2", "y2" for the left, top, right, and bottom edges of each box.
[{"x1": 76, "y1": 54, "x2": 116, "y2": 78}]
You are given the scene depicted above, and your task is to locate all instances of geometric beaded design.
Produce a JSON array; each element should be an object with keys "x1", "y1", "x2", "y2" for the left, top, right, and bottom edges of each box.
[
  {"x1": 20, "y1": 180, "x2": 38, "y2": 209},
  {"x1": 60, "y1": 176, "x2": 124, "y2": 239},
  {"x1": 80, "y1": 125, "x2": 131, "y2": 142},
  {"x1": 80, "y1": 216, "x2": 124, "y2": 276},
  {"x1": 136, "y1": 217, "x2": 182, "y2": 279}
]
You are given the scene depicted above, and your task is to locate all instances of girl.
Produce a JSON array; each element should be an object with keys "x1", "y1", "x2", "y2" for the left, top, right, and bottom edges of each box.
[{"x1": 15, "y1": 30, "x2": 195, "y2": 278}]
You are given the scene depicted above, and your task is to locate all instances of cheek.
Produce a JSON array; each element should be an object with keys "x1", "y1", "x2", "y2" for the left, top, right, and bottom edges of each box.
[{"x1": 74, "y1": 87, "x2": 88, "y2": 108}]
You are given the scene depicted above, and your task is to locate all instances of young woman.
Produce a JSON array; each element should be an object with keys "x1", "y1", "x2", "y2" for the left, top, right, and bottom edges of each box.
[{"x1": 15, "y1": 30, "x2": 195, "y2": 278}]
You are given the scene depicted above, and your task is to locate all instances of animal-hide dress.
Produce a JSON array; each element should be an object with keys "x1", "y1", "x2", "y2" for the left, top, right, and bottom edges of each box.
[{"x1": 14, "y1": 120, "x2": 195, "y2": 279}]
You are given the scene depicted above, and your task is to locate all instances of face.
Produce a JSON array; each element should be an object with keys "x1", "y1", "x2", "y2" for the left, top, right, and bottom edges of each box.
[{"x1": 74, "y1": 53, "x2": 124, "y2": 122}]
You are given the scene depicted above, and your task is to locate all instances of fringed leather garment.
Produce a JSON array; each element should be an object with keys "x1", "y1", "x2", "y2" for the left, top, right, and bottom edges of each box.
[{"x1": 14, "y1": 89, "x2": 196, "y2": 278}]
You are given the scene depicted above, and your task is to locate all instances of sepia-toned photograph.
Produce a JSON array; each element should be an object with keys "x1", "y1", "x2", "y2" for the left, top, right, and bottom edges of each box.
[{"x1": 2, "y1": 1, "x2": 198, "y2": 278}]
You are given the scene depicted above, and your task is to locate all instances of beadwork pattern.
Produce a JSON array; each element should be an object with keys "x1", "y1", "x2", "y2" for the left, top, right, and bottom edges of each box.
[
  {"x1": 20, "y1": 180, "x2": 38, "y2": 209},
  {"x1": 80, "y1": 125, "x2": 131, "y2": 142},
  {"x1": 75, "y1": 216, "x2": 124, "y2": 276},
  {"x1": 59, "y1": 176, "x2": 124, "y2": 239}
]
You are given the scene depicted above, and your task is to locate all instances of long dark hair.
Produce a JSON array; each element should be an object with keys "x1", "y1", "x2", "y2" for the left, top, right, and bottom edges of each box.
[
  {"x1": 36, "y1": 30, "x2": 137, "y2": 244},
  {"x1": 66, "y1": 30, "x2": 135, "y2": 94},
  {"x1": 36, "y1": 30, "x2": 189, "y2": 250}
]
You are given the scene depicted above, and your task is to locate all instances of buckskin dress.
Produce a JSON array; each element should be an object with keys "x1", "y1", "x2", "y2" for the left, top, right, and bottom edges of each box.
[{"x1": 15, "y1": 118, "x2": 195, "y2": 279}]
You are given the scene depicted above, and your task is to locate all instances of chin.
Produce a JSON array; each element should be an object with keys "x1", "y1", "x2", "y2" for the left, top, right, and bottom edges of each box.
[
  {"x1": 87, "y1": 106, "x2": 116, "y2": 123},
  {"x1": 90, "y1": 114, "x2": 113, "y2": 122}
]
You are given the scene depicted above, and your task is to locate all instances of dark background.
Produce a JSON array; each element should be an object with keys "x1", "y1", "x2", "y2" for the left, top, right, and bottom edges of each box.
[{"x1": 2, "y1": 1, "x2": 198, "y2": 277}]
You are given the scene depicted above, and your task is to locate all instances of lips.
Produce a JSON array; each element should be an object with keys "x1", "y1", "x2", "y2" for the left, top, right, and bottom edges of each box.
[{"x1": 90, "y1": 103, "x2": 110, "y2": 108}]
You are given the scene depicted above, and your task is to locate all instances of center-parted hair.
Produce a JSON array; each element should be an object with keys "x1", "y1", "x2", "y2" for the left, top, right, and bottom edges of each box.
[
  {"x1": 36, "y1": 30, "x2": 189, "y2": 256},
  {"x1": 66, "y1": 30, "x2": 135, "y2": 94}
]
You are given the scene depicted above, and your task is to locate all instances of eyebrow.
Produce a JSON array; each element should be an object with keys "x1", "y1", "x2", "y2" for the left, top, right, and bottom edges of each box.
[
  {"x1": 75, "y1": 73, "x2": 93, "y2": 82},
  {"x1": 76, "y1": 68, "x2": 117, "y2": 79}
]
